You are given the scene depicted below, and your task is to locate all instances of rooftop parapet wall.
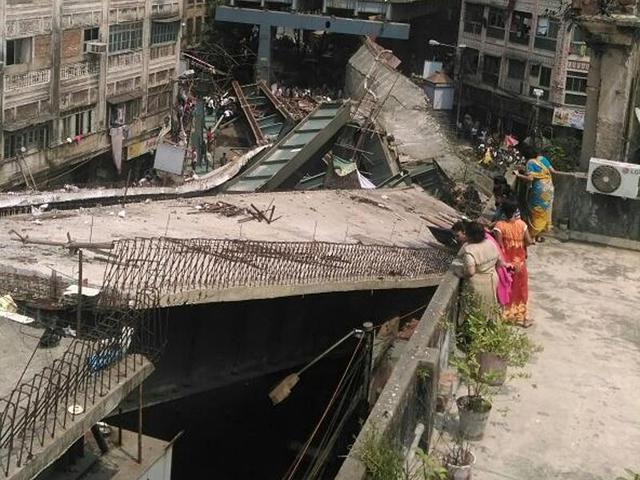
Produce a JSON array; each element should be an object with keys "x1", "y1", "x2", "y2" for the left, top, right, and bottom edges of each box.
[{"x1": 335, "y1": 273, "x2": 459, "y2": 480}]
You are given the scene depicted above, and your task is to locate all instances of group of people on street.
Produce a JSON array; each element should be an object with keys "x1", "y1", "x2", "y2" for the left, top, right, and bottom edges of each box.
[{"x1": 452, "y1": 143, "x2": 556, "y2": 328}]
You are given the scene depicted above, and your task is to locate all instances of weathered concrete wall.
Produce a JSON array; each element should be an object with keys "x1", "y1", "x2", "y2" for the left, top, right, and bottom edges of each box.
[
  {"x1": 552, "y1": 171, "x2": 640, "y2": 244},
  {"x1": 335, "y1": 273, "x2": 459, "y2": 480}
]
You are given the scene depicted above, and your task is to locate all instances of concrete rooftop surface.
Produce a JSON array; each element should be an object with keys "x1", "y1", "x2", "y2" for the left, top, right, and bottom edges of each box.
[
  {"x1": 0, "y1": 187, "x2": 455, "y2": 287},
  {"x1": 471, "y1": 239, "x2": 640, "y2": 479}
]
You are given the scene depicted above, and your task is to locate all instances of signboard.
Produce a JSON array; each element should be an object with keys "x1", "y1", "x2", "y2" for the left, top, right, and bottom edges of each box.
[
  {"x1": 552, "y1": 107, "x2": 585, "y2": 130},
  {"x1": 567, "y1": 60, "x2": 589, "y2": 72},
  {"x1": 153, "y1": 143, "x2": 186, "y2": 175},
  {"x1": 127, "y1": 137, "x2": 157, "y2": 160}
]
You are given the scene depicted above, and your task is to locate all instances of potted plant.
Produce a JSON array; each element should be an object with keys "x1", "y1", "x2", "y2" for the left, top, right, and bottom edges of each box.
[
  {"x1": 452, "y1": 351, "x2": 494, "y2": 440},
  {"x1": 472, "y1": 317, "x2": 536, "y2": 386},
  {"x1": 444, "y1": 435, "x2": 475, "y2": 480}
]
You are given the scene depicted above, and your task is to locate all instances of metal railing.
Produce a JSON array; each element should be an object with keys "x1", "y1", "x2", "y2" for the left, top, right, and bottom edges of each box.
[
  {"x1": 4, "y1": 69, "x2": 51, "y2": 93},
  {"x1": 61, "y1": 61, "x2": 100, "y2": 81}
]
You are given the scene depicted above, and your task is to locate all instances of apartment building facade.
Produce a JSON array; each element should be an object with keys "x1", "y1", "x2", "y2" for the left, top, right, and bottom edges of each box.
[
  {"x1": 457, "y1": 0, "x2": 590, "y2": 137},
  {"x1": 183, "y1": 0, "x2": 206, "y2": 48},
  {"x1": 0, "y1": 0, "x2": 184, "y2": 189}
]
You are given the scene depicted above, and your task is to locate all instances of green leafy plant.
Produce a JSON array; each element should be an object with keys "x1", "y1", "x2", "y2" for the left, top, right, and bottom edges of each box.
[
  {"x1": 357, "y1": 429, "x2": 447, "y2": 480},
  {"x1": 616, "y1": 470, "x2": 640, "y2": 480}
]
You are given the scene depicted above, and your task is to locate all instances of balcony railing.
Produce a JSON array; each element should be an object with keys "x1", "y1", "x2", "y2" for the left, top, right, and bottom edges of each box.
[
  {"x1": 150, "y1": 43, "x2": 176, "y2": 60},
  {"x1": 504, "y1": 77, "x2": 524, "y2": 95},
  {"x1": 108, "y1": 51, "x2": 143, "y2": 71},
  {"x1": 151, "y1": 0, "x2": 180, "y2": 16},
  {"x1": 61, "y1": 61, "x2": 100, "y2": 81},
  {"x1": 4, "y1": 69, "x2": 51, "y2": 93}
]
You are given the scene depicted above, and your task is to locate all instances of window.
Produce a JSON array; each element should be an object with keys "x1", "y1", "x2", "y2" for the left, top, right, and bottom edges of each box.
[
  {"x1": 3, "y1": 125, "x2": 48, "y2": 158},
  {"x1": 151, "y1": 21, "x2": 179, "y2": 45},
  {"x1": 63, "y1": 109, "x2": 94, "y2": 137},
  {"x1": 507, "y1": 59, "x2": 525, "y2": 79},
  {"x1": 110, "y1": 98, "x2": 141, "y2": 126},
  {"x1": 529, "y1": 64, "x2": 551, "y2": 100},
  {"x1": 83, "y1": 27, "x2": 99, "y2": 52},
  {"x1": 462, "y1": 48, "x2": 479, "y2": 75},
  {"x1": 194, "y1": 16, "x2": 203, "y2": 43},
  {"x1": 185, "y1": 18, "x2": 194, "y2": 45},
  {"x1": 509, "y1": 11, "x2": 532, "y2": 46},
  {"x1": 482, "y1": 54, "x2": 501, "y2": 87},
  {"x1": 487, "y1": 8, "x2": 507, "y2": 40},
  {"x1": 148, "y1": 85, "x2": 172, "y2": 113},
  {"x1": 564, "y1": 70, "x2": 587, "y2": 106},
  {"x1": 570, "y1": 26, "x2": 589, "y2": 56},
  {"x1": 534, "y1": 17, "x2": 560, "y2": 51},
  {"x1": 6, "y1": 38, "x2": 32, "y2": 65},
  {"x1": 108, "y1": 22, "x2": 143, "y2": 53},
  {"x1": 463, "y1": 4, "x2": 484, "y2": 35}
]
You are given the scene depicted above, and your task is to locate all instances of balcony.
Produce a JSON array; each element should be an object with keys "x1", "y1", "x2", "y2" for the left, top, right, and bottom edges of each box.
[
  {"x1": 150, "y1": 43, "x2": 177, "y2": 60},
  {"x1": 503, "y1": 77, "x2": 524, "y2": 95},
  {"x1": 4, "y1": 69, "x2": 51, "y2": 93},
  {"x1": 61, "y1": 61, "x2": 100, "y2": 81},
  {"x1": 151, "y1": 0, "x2": 180, "y2": 17},
  {"x1": 108, "y1": 51, "x2": 143, "y2": 71}
]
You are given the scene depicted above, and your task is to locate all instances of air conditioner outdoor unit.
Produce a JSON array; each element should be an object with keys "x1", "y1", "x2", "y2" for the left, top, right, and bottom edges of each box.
[
  {"x1": 86, "y1": 42, "x2": 107, "y2": 54},
  {"x1": 587, "y1": 157, "x2": 640, "y2": 199}
]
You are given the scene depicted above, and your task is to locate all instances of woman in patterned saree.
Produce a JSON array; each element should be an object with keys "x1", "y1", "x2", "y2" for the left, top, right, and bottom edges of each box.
[
  {"x1": 493, "y1": 201, "x2": 533, "y2": 327},
  {"x1": 515, "y1": 144, "x2": 556, "y2": 242}
]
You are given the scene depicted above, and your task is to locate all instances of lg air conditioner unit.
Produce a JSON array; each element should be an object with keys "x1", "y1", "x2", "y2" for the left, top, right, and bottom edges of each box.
[
  {"x1": 587, "y1": 157, "x2": 640, "y2": 199},
  {"x1": 86, "y1": 42, "x2": 107, "y2": 54}
]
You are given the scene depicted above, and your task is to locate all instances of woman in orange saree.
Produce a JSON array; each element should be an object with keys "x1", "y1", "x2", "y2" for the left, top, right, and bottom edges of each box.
[{"x1": 493, "y1": 201, "x2": 533, "y2": 327}]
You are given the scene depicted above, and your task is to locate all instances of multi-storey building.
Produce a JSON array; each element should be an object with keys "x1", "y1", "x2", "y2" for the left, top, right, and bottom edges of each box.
[
  {"x1": 0, "y1": 0, "x2": 184, "y2": 189},
  {"x1": 182, "y1": 0, "x2": 206, "y2": 48},
  {"x1": 457, "y1": 0, "x2": 590, "y2": 137}
]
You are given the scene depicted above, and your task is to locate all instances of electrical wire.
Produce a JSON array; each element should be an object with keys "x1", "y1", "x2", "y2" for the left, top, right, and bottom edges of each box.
[{"x1": 282, "y1": 334, "x2": 365, "y2": 480}]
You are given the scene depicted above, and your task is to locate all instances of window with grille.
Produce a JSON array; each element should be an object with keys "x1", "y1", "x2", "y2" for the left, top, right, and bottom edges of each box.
[
  {"x1": 108, "y1": 22, "x2": 143, "y2": 53},
  {"x1": 570, "y1": 27, "x2": 589, "y2": 56},
  {"x1": 462, "y1": 48, "x2": 479, "y2": 75},
  {"x1": 509, "y1": 11, "x2": 532, "y2": 46},
  {"x1": 529, "y1": 64, "x2": 551, "y2": 100},
  {"x1": 482, "y1": 54, "x2": 501, "y2": 87},
  {"x1": 534, "y1": 17, "x2": 560, "y2": 51},
  {"x1": 564, "y1": 70, "x2": 587, "y2": 106},
  {"x1": 487, "y1": 8, "x2": 506, "y2": 40},
  {"x1": 3, "y1": 125, "x2": 48, "y2": 158},
  {"x1": 463, "y1": 4, "x2": 484, "y2": 35},
  {"x1": 63, "y1": 109, "x2": 94, "y2": 137},
  {"x1": 83, "y1": 27, "x2": 99, "y2": 52},
  {"x1": 151, "y1": 21, "x2": 179, "y2": 45}
]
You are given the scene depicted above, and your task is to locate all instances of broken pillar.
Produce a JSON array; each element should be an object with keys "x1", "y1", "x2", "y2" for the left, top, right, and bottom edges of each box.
[
  {"x1": 257, "y1": 24, "x2": 273, "y2": 83},
  {"x1": 576, "y1": 0, "x2": 640, "y2": 168}
]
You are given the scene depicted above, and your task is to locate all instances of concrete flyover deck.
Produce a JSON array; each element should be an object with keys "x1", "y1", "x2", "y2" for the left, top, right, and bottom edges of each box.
[
  {"x1": 470, "y1": 240, "x2": 640, "y2": 479},
  {"x1": 0, "y1": 188, "x2": 456, "y2": 304}
]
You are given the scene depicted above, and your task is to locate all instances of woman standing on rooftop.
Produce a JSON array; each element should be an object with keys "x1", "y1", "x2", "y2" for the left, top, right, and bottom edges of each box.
[
  {"x1": 516, "y1": 143, "x2": 556, "y2": 242},
  {"x1": 494, "y1": 200, "x2": 533, "y2": 327}
]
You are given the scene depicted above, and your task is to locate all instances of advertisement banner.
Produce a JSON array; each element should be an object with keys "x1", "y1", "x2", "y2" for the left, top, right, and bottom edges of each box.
[
  {"x1": 552, "y1": 107, "x2": 585, "y2": 130},
  {"x1": 127, "y1": 137, "x2": 157, "y2": 160}
]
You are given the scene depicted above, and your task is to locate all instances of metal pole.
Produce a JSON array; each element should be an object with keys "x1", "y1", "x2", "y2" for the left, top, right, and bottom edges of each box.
[
  {"x1": 76, "y1": 250, "x2": 83, "y2": 335},
  {"x1": 137, "y1": 383, "x2": 143, "y2": 463},
  {"x1": 362, "y1": 322, "x2": 374, "y2": 408},
  {"x1": 455, "y1": 46, "x2": 464, "y2": 137},
  {"x1": 118, "y1": 408, "x2": 123, "y2": 446}
]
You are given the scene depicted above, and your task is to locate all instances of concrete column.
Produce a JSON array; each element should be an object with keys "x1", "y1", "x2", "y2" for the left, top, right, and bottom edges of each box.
[
  {"x1": 142, "y1": 0, "x2": 152, "y2": 115},
  {"x1": 256, "y1": 23, "x2": 271, "y2": 83},
  {"x1": 353, "y1": 0, "x2": 359, "y2": 17},
  {"x1": 0, "y1": 0, "x2": 6, "y2": 159},
  {"x1": 51, "y1": 0, "x2": 63, "y2": 143},
  {"x1": 291, "y1": 0, "x2": 298, "y2": 11},
  {"x1": 385, "y1": 2, "x2": 391, "y2": 21},
  {"x1": 97, "y1": 0, "x2": 111, "y2": 130},
  {"x1": 580, "y1": 49, "x2": 601, "y2": 170},
  {"x1": 322, "y1": 0, "x2": 327, "y2": 14}
]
